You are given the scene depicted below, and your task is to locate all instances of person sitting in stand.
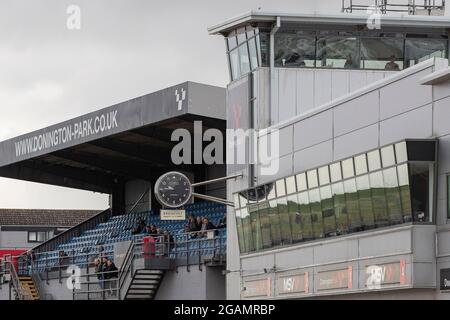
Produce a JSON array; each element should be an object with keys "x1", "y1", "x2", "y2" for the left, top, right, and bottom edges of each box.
[
  {"x1": 198, "y1": 217, "x2": 216, "y2": 238},
  {"x1": 104, "y1": 258, "x2": 118, "y2": 296},
  {"x1": 131, "y1": 218, "x2": 146, "y2": 235}
]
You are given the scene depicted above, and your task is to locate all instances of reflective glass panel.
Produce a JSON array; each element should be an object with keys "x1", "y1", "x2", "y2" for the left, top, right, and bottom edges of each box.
[
  {"x1": 369, "y1": 171, "x2": 389, "y2": 226},
  {"x1": 307, "y1": 169, "x2": 319, "y2": 188},
  {"x1": 249, "y1": 205, "x2": 263, "y2": 250},
  {"x1": 296, "y1": 173, "x2": 308, "y2": 191},
  {"x1": 298, "y1": 192, "x2": 314, "y2": 240},
  {"x1": 318, "y1": 166, "x2": 330, "y2": 186},
  {"x1": 268, "y1": 200, "x2": 282, "y2": 246},
  {"x1": 332, "y1": 182, "x2": 349, "y2": 235},
  {"x1": 367, "y1": 150, "x2": 381, "y2": 171},
  {"x1": 344, "y1": 179, "x2": 362, "y2": 231},
  {"x1": 321, "y1": 185, "x2": 336, "y2": 237},
  {"x1": 276, "y1": 179, "x2": 287, "y2": 197},
  {"x1": 258, "y1": 202, "x2": 272, "y2": 248},
  {"x1": 275, "y1": 31, "x2": 316, "y2": 67},
  {"x1": 309, "y1": 188, "x2": 324, "y2": 239},
  {"x1": 330, "y1": 162, "x2": 342, "y2": 182},
  {"x1": 410, "y1": 163, "x2": 432, "y2": 223},
  {"x1": 259, "y1": 32, "x2": 270, "y2": 67},
  {"x1": 267, "y1": 183, "x2": 277, "y2": 200},
  {"x1": 405, "y1": 38, "x2": 447, "y2": 68},
  {"x1": 395, "y1": 141, "x2": 408, "y2": 163},
  {"x1": 397, "y1": 164, "x2": 412, "y2": 222},
  {"x1": 381, "y1": 145, "x2": 396, "y2": 168},
  {"x1": 227, "y1": 36, "x2": 237, "y2": 50},
  {"x1": 239, "y1": 192, "x2": 248, "y2": 207},
  {"x1": 360, "y1": 38, "x2": 404, "y2": 70},
  {"x1": 238, "y1": 43, "x2": 251, "y2": 75},
  {"x1": 287, "y1": 194, "x2": 303, "y2": 243},
  {"x1": 286, "y1": 176, "x2": 297, "y2": 195},
  {"x1": 241, "y1": 207, "x2": 254, "y2": 252},
  {"x1": 356, "y1": 175, "x2": 375, "y2": 230},
  {"x1": 277, "y1": 197, "x2": 292, "y2": 245},
  {"x1": 248, "y1": 38, "x2": 258, "y2": 70},
  {"x1": 233, "y1": 194, "x2": 240, "y2": 208},
  {"x1": 383, "y1": 167, "x2": 403, "y2": 224},
  {"x1": 317, "y1": 36, "x2": 360, "y2": 69},
  {"x1": 229, "y1": 49, "x2": 241, "y2": 80},
  {"x1": 342, "y1": 158, "x2": 355, "y2": 179},
  {"x1": 354, "y1": 154, "x2": 368, "y2": 175}
]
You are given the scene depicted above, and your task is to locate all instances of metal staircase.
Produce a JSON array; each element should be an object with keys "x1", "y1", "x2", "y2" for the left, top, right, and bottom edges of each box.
[
  {"x1": 18, "y1": 276, "x2": 39, "y2": 300},
  {"x1": 124, "y1": 269, "x2": 164, "y2": 300}
]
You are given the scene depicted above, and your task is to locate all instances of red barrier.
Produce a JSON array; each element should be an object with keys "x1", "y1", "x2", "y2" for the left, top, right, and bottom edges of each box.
[{"x1": 142, "y1": 236, "x2": 155, "y2": 258}]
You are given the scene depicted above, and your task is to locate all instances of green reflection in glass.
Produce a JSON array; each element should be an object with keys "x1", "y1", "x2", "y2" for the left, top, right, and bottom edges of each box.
[
  {"x1": 383, "y1": 167, "x2": 403, "y2": 224},
  {"x1": 332, "y1": 182, "x2": 349, "y2": 235},
  {"x1": 344, "y1": 178, "x2": 362, "y2": 231},
  {"x1": 398, "y1": 164, "x2": 412, "y2": 222},
  {"x1": 287, "y1": 194, "x2": 303, "y2": 243},
  {"x1": 235, "y1": 209, "x2": 246, "y2": 253},
  {"x1": 369, "y1": 171, "x2": 389, "y2": 227},
  {"x1": 298, "y1": 192, "x2": 314, "y2": 240},
  {"x1": 309, "y1": 188, "x2": 324, "y2": 239},
  {"x1": 320, "y1": 185, "x2": 336, "y2": 237},
  {"x1": 241, "y1": 207, "x2": 254, "y2": 252},
  {"x1": 268, "y1": 200, "x2": 282, "y2": 246},
  {"x1": 257, "y1": 202, "x2": 272, "y2": 248},
  {"x1": 277, "y1": 197, "x2": 292, "y2": 245},
  {"x1": 356, "y1": 175, "x2": 375, "y2": 230},
  {"x1": 249, "y1": 204, "x2": 263, "y2": 251}
]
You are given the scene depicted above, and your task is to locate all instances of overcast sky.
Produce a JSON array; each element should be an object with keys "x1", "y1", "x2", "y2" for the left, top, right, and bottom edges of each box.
[{"x1": 0, "y1": 0, "x2": 349, "y2": 210}]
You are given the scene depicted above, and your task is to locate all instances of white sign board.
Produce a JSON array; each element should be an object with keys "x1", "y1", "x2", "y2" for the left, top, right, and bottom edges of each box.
[{"x1": 160, "y1": 209, "x2": 186, "y2": 220}]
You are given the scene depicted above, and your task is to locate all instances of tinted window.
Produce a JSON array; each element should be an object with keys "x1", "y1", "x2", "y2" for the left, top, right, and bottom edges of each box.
[
  {"x1": 268, "y1": 200, "x2": 282, "y2": 245},
  {"x1": 398, "y1": 164, "x2": 412, "y2": 222},
  {"x1": 369, "y1": 171, "x2": 389, "y2": 226},
  {"x1": 277, "y1": 197, "x2": 292, "y2": 245},
  {"x1": 332, "y1": 182, "x2": 349, "y2": 235},
  {"x1": 383, "y1": 167, "x2": 403, "y2": 224},
  {"x1": 298, "y1": 191, "x2": 314, "y2": 240},
  {"x1": 321, "y1": 185, "x2": 336, "y2": 237},
  {"x1": 309, "y1": 188, "x2": 324, "y2": 239},
  {"x1": 344, "y1": 179, "x2": 362, "y2": 231},
  {"x1": 356, "y1": 175, "x2": 375, "y2": 230},
  {"x1": 287, "y1": 194, "x2": 303, "y2": 243},
  {"x1": 258, "y1": 203, "x2": 272, "y2": 248}
]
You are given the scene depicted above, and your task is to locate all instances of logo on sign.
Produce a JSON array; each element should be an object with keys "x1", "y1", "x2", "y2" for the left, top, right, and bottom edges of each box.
[
  {"x1": 175, "y1": 88, "x2": 186, "y2": 111},
  {"x1": 283, "y1": 277, "x2": 295, "y2": 292},
  {"x1": 366, "y1": 265, "x2": 384, "y2": 289}
]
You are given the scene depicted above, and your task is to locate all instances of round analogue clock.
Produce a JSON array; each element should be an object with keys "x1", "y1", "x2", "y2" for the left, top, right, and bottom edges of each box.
[{"x1": 154, "y1": 171, "x2": 192, "y2": 208}]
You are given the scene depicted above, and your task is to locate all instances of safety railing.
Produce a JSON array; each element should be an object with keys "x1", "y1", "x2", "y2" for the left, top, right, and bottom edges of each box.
[
  {"x1": 341, "y1": 0, "x2": 445, "y2": 15},
  {"x1": 2, "y1": 254, "x2": 32, "y2": 300}
]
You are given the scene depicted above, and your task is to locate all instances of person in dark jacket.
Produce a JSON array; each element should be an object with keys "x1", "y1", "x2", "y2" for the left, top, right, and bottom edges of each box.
[
  {"x1": 94, "y1": 258, "x2": 105, "y2": 290},
  {"x1": 131, "y1": 219, "x2": 146, "y2": 235},
  {"x1": 104, "y1": 258, "x2": 118, "y2": 296},
  {"x1": 198, "y1": 217, "x2": 216, "y2": 238},
  {"x1": 217, "y1": 213, "x2": 226, "y2": 229}
]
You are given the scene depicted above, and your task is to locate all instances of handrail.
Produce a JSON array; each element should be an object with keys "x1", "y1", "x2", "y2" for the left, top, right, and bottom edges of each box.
[
  {"x1": 126, "y1": 188, "x2": 150, "y2": 216},
  {"x1": 118, "y1": 241, "x2": 136, "y2": 297},
  {"x1": 341, "y1": 0, "x2": 445, "y2": 14},
  {"x1": 4, "y1": 255, "x2": 31, "y2": 300}
]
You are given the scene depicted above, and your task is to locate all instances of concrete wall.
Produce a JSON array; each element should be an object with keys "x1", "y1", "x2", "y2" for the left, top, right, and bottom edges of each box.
[
  {"x1": 0, "y1": 230, "x2": 31, "y2": 249},
  {"x1": 125, "y1": 179, "x2": 152, "y2": 213},
  {"x1": 226, "y1": 57, "x2": 450, "y2": 299}
]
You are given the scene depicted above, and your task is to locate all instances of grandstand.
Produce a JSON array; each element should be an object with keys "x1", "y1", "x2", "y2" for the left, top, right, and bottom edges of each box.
[{"x1": 0, "y1": 82, "x2": 228, "y2": 300}]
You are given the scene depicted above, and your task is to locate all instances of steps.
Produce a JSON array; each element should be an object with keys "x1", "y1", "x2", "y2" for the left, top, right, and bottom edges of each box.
[
  {"x1": 125, "y1": 270, "x2": 164, "y2": 300},
  {"x1": 18, "y1": 276, "x2": 39, "y2": 300}
]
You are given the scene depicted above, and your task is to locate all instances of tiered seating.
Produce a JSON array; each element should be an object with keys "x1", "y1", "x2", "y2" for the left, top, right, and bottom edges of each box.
[{"x1": 30, "y1": 202, "x2": 227, "y2": 273}]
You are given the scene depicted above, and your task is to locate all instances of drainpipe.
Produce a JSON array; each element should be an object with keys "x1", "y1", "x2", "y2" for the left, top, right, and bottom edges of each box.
[{"x1": 269, "y1": 16, "x2": 281, "y2": 126}]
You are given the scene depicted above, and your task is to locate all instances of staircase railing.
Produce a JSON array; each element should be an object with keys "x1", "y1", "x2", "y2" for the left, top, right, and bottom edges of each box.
[
  {"x1": 341, "y1": 0, "x2": 445, "y2": 15},
  {"x1": 4, "y1": 255, "x2": 31, "y2": 300},
  {"x1": 118, "y1": 241, "x2": 137, "y2": 299}
]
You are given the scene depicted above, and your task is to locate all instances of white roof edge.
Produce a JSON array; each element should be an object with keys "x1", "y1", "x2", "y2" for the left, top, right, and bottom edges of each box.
[
  {"x1": 208, "y1": 10, "x2": 450, "y2": 34},
  {"x1": 258, "y1": 57, "x2": 444, "y2": 136}
]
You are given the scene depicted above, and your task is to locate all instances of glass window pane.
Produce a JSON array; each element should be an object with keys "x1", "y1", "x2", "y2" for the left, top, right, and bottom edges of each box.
[
  {"x1": 229, "y1": 49, "x2": 241, "y2": 80},
  {"x1": 241, "y1": 207, "x2": 254, "y2": 252},
  {"x1": 317, "y1": 36, "x2": 360, "y2": 69},
  {"x1": 227, "y1": 36, "x2": 238, "y2": 50},
  {"x1": 381, "y1": 145, "x2": 396, "y2": 167},
  {"x1": 367, "y1": 150, "x2": 381, "y2": 171},
  {"x1": 258, "y1": 202, "x2": 272, "y2": 248},
  {"x1": 298, "y1": 192, "x2": 314, "y2": 240},
  {"x1": 237, "y1": 28, "x2": 247, "y2": 44},
  {"x1": 309, "y1": 188, "x2": 324, "y2": 239},
  {"x1": 259, "y1": 32, "x2": 270, "y2": 67},
  {"x1": 395, "y1": 141, "x2": 408, "y2": 163},
  {"x1": 330, "y1": 162, "x2": 342, "y2": 182},
  {"x1": 287, "y1": 194, "x2": 303, "y2": 243},
  {"x1": 255, "y1": 185, "x2": 267, "y2": 202},
  {"x1": 238, "y1": 43, "x2": 251, "y2": 75},
  {"x1": 360, "y1": 38, "x2": 404, "y2": 70},
  {"x1": 267, "y1": 183, "x2": 276, "y2": 200},
  {"x1": 277, "y1": 197, "x2": 292, "y2": 245},
  {"x1": 396, "y1": 168, "x2": 409, "y2": 220},
  {"x1": 276, "y1": 179, "x2": 286, "y2": 197},
  {"x1": 275, "y1": 31, "x2": 316, "y2": 67},
  {"x1": 286, "y1": 176, "x2": 297, "y2": 195},
  {"x1": 410, "y1": 163, "x2": 432, "y2": 223},
  {"x1": 239, "y1": 192, "x2": 248, "y2": 207},
  {"x1": 28, "y1": 232, "x2": 37, "y2": 242},
  {"x1": 235, "y1": 209, "x2": 246, "y2": 253},
  {"x1": 405, "y1": 38, "x2": 447, "y2": 68},
  {"x1": 369, "y1": 171, "x2": 389, "y2": 226},
  {"x1": 354, "y1": 154, "x2": 368, "y2": 175},
  {"x1": 342, "y1": 158, "x2": 355, "y2": 179},
  {"x1": 249, "y1": 205, "x2": 263, "y2": 251},
  {"x1": 320, "y1": 186, "x2": 336, "y2": 237},
  {"x1": 383, "y1": 167, "x2": 403, "y2": 224},
  {"x1": 356, "y1": 175, "x2": 376, "y2": 230},
  {"x1": 318, "y1": 166, "x2": 330, "y2": 185},
  {"x1": 307, "y1": 169, "x2": 318, "y2": 188},
  {"x1": 248, "y1": 38, "x2": 258, "y2": 70},
  {"x1": 268, "y1": 200, "x2": 282, "y2": 246},
  {"x1": 332, "y1": 182, "x2": 349, "y2": 235},
  {"x1": 296, "y1": 173, "x2": 308, "y2": 191},
  {"x1": 344, "y1": 179, "x2": 362, "y2": 232}
]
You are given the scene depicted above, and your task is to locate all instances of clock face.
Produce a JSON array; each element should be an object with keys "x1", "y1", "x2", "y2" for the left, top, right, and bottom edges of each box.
[{"x1": 154, "y1": 171, "x2": 192, "y2": 208}]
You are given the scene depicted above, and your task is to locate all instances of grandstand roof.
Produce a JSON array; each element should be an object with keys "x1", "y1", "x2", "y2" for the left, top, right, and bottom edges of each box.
[
  {"x1": 0, "y1": 209, "x2": 99, "y2": 227},
  {"x1": 0, "y1": 82, "x2": 225, "y2": 194}
]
